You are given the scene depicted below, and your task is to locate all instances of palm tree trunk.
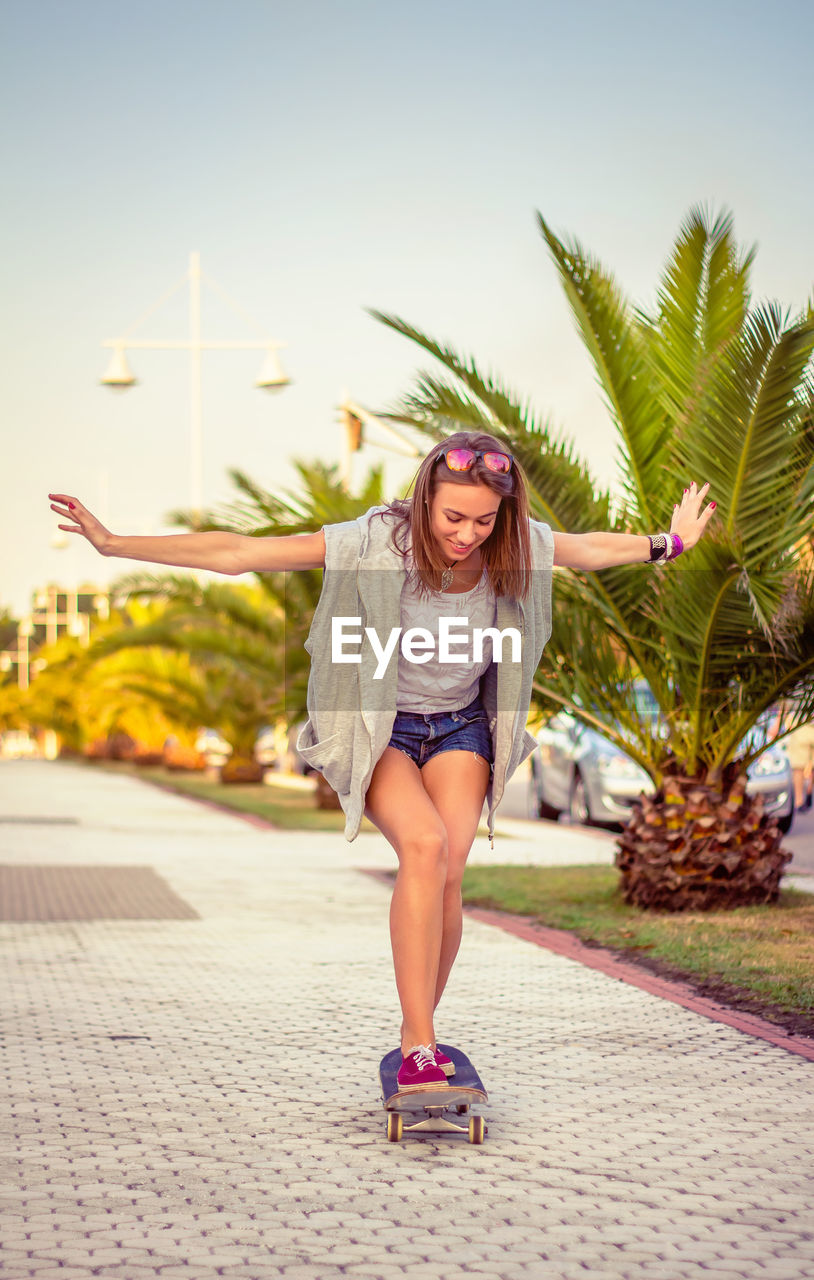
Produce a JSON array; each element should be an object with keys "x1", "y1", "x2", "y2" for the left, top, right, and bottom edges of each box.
[{"x1": 615, "y1": 767, "x2": 792, "y2": 910}]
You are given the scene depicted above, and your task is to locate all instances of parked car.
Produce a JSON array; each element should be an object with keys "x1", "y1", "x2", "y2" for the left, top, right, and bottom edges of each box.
[
  {"x1": 254, "y1": 726, "x2": 278, "y2": 768},
  {"x1": 194, "y1": 728, "x2": 232, "y2": 767},
  {"x1": 528, "y1": 705, "x2": 795, "y2": 834},
  {"x1": 0, "y1": 730, "x2": 39, "y2": 759}
]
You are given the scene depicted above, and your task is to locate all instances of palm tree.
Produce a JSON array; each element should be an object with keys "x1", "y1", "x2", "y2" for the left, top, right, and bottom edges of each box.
[
  {"x1": 5, "y1": 604, "x2": 201, "y2": 758},
  {"x1": 372, "y1": 206, "x2": 814, "y2": 910},
  {"x1": 90, "y1": 579, "x2": 284, "y2": 774}
]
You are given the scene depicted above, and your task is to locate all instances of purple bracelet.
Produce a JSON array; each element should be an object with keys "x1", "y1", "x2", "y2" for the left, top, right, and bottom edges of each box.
[{"x1": 668, "y1": 533, "x2": 684, "y2": 560}]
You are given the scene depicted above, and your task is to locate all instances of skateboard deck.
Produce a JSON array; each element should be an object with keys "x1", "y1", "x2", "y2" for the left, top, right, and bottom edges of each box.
[{"x1": 379, "y1": 1044, "x2": 488, "y2": 1142}]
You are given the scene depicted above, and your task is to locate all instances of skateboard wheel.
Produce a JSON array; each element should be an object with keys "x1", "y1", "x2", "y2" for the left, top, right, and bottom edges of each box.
[
  {"x1": 387, "y1": 1112, "x2": 403, "y2": 1142},
  {"x1": 468, "y1": 1115, "x2": 486, "y2": 1144}
]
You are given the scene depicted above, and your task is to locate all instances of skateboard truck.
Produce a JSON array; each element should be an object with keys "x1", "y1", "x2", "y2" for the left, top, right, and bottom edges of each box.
[{"x1": 379, "y1": 1044, "x2": 488, "y2": 1143}]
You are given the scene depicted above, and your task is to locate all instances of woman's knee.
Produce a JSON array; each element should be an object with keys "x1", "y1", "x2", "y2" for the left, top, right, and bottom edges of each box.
[
  {"x1": 443, "y1": 866, "x2": 465, "y2": 898},
  {"x1": 442, "y1": 842, "x2": 473, "y2": 894},
  {"x1": 398, "y1": 828, "x2": 448, "y2": 876}
]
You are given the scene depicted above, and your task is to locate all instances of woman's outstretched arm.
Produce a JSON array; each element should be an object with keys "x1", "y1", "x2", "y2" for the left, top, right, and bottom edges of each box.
[
  {"x1": 552, "y1": 481, "x2": 715, "y2": 571},
  {"x1": 47, "y1": 494, "x2": 326, "y2": 573}
]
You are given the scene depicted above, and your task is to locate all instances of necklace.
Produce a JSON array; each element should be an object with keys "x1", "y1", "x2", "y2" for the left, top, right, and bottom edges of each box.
[{"x1": 440, "y1": 566, "x2": 454, "y2": 591}]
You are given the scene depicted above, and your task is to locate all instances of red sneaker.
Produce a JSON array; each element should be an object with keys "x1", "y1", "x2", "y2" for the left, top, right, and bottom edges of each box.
[
  {"x1": 434, "y1": 1047, "x2": 455, "y2": 1078},
  {"x1": 397, "y1": 1045, "x2": 449, "y2": 1093}
]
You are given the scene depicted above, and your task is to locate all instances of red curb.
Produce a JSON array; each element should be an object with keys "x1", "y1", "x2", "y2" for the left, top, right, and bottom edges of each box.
[{"x1": 464, "y1": 905, "x2": 814, "y2": 1064}]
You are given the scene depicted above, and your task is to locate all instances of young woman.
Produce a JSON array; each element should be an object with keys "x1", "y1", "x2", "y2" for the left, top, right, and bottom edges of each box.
[{"x1": 48, "y1": 431, "x2": 715, "y2": 1092}]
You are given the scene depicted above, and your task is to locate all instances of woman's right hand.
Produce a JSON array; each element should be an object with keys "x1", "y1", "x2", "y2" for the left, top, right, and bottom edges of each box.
[{"x1": 48, "y1": 494, "x2": 115, "y2": 556}]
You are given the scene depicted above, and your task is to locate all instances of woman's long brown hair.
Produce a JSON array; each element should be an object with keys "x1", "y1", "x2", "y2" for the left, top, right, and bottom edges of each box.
[{"x1": 383, "y1": 431, "x2": 532, "y2": 600}]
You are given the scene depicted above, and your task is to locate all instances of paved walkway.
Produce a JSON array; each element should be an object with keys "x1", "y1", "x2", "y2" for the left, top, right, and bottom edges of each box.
[{"x1": 1, "y1": 759, "x2": 813, "y2": 1280}]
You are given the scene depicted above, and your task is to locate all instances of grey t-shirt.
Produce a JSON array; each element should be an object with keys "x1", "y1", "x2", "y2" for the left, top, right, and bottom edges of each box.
[{"x1": 395, "y1": 561, "x2": 498, "y2": 713}]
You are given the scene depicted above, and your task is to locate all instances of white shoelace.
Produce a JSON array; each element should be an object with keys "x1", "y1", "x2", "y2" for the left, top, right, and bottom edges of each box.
[{"x1": 406, "y1": 1044, "x2": 437, "y2": 1071}]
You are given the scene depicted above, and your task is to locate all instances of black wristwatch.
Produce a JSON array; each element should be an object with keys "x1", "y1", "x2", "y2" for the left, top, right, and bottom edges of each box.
[{"x1": 648, "y1": 534, "x2": 668, "y2": 562}]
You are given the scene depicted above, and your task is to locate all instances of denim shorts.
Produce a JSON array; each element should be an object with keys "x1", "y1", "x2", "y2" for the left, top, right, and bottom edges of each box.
[{"x1": 387, "y1": 696, "x2": 494, "y2": 771}]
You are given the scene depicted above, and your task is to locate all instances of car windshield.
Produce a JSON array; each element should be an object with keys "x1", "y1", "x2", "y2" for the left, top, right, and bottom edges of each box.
[
  {"x1": 737, "y1": 710, "x2": 775, "y2": 756},
  {"x1": 632, "y1": 683, "x2": 659, "y2": 724}
]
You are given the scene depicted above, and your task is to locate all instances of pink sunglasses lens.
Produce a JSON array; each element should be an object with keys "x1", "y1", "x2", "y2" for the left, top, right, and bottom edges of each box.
[
  {"x1": 444, "y1": 449, "x2": 476, "y2": 471},
  {"x1": 483, "y1": 452, "x2": 512, "y2": 473}
]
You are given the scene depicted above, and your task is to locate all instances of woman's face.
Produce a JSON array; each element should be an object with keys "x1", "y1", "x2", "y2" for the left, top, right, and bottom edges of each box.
[{"x1": 428, "y1": 480, "x2": 501, "y2": 562}]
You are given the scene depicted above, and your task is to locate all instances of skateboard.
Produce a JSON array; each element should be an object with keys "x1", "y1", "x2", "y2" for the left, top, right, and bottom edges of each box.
[{"x1": 379, "y1": 1044, "x2": 488, "y2": 1143}]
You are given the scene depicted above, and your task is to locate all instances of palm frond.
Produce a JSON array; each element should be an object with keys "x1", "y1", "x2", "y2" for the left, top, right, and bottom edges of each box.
[
  {"x1": 371, "y1": 311, "x2": 611, "y2": 532},
  {"x1": 371, "y1": 310, "x2": 545, "y2": 438},
  {"x1": 536, "y1": 214, "x2": 669, "y2": 526},
  {"x1": 647, "y1": 206, "x2": 752, "y2": 429},
  {"x1": 168, "y1": 460, "x2": 387, "y2": 538},
  {"x1": 680, "y1": 305, "x2": 814, "y2": 566}
]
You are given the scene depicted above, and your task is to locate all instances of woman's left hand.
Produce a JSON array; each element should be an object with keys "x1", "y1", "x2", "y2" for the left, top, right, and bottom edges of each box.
[{"x1": 670, "y1": 481, "x2": 716, "y2": 550}]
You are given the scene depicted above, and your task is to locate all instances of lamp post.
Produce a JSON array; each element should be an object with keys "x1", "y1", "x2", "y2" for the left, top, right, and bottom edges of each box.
[
  {"x1": 337, "y1": 395, "x2": 423, "y2": 491},
  {"x1": 100, "y1": 252, "x2": 290, "y2": 519}
]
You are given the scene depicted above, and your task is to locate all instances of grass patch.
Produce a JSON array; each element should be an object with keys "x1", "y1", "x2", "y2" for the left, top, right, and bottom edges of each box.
[{"x1": 462, "y1": 863, "x2": 814, "y2": 1027}]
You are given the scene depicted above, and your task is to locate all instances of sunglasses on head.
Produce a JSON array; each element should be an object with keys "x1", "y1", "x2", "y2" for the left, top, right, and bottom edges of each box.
[{"x1": 440, "y1": 448, "x2": 514, "y2": 475}]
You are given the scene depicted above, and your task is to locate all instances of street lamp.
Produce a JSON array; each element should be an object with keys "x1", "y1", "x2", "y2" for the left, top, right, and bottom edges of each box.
[
  {"x1": 337, "y1": 394, "x2": 423, "y2": 490},
  {"x1": 100, "y1": 251, "x2": 290, "y2": 519}
]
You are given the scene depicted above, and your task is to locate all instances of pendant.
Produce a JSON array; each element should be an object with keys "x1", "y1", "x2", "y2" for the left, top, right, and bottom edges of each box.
[{"x1": 441, "y1": 567, "x2": 454, "y2": 592}]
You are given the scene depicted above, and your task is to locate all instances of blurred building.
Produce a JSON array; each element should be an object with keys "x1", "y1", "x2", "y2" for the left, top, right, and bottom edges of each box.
[{"x1": 0, "y1": 585, "x2": 110, "y2": 691}]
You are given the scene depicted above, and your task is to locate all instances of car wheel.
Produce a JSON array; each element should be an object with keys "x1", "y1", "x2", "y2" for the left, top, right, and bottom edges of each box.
[
  {"x1": 777, "y1": 810, "x2": 794, "y2": 835},
  {"x1": 528, "y1": 761, "x2": 561, "y2": 821},
  {"x1": 526, "y1": 772, "x2": 540, "y2": 819},
  {"x1": 569, "y1": 772, "x2": 592, "y2": 826}
]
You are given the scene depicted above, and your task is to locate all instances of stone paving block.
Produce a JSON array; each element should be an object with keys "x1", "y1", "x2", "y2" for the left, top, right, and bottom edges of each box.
[
  {"x1": 150, "y1": 1272, "x2": 232, "y2": 1280},
  {"x1": 609, "y1": 1248, "x2": 672, "y2": 1265},
  {"x1": 761, "y1": 1264, "x2": 814, "y2": 1278},
  {"x1": 449, "y1": 1265, "x2": 528, "y2": 1278},
  {"x1": 342, "y1": 1266, "x2": 410, "y2": 1278},
  {"x1": 30, "y1": 1269, "x2": 100, "y2": 1280},
  {"x1": 401, "y1": 1268, "x2": 458, "y2": 1278},
  {"x1": 204, "y1": 1269, "x2": 284, "y2": 1280},
  {"x1": 0, "y1": 1250, "x2": 37, "y2": 1270},
  {"x1": 277, "y1": 1269, "x2": 339, "y2": 1279}
]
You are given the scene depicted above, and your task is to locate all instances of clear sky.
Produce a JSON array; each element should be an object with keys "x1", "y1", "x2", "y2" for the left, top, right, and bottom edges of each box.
[{"x1": 2, "y1": 0, "x2": 812, "y2": 615}]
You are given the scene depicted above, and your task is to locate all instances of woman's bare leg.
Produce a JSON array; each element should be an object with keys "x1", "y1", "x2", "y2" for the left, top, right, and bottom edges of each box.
[
  {"x1": 366, "y1": 746, "x2": 489, "y2": 1053},
  {"x1": 420, "y1": 750, "x2": 490, "y2": 1015},
  {"x1": 365, "y1": 747, "x2": 449, "y2": 1056}
]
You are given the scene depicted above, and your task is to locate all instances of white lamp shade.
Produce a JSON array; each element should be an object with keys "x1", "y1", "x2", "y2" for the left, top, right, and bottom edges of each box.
[
  {"x1": 100, "y1": 347, "x2": 137, "y2": 389},
  {"x1": 254, "y1": 349, "x2": 290, "y2": 391}
]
